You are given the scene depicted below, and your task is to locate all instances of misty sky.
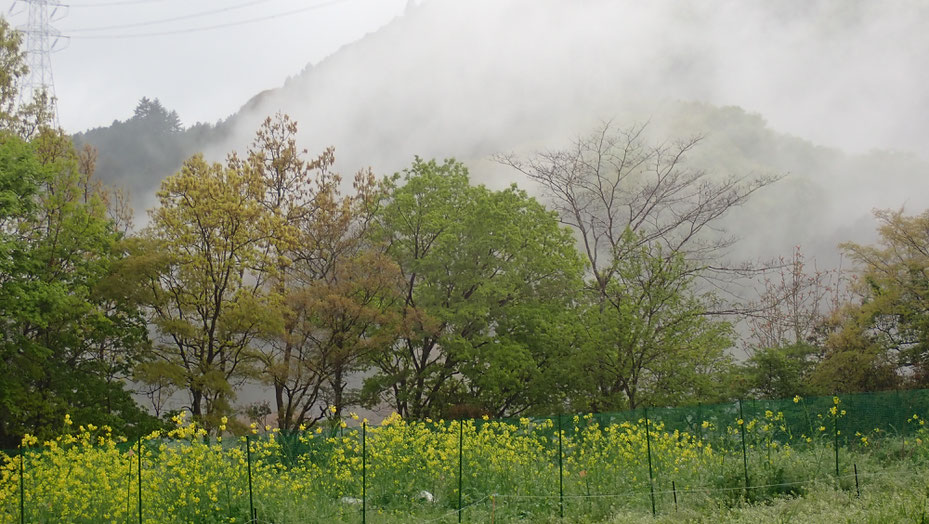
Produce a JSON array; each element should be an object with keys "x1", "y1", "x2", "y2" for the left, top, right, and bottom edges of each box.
[
  {"x1": 1, "y1": 0, "x2": 410, "y2": 131},
  {"x1": 2, "y1": 0, "x2": 926, "y2": 158}
]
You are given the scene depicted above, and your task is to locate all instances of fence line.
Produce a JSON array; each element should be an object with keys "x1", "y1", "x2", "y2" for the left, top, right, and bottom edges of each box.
[{"x1": 4, "y1": 389, "x2": 929, "y2": 522}]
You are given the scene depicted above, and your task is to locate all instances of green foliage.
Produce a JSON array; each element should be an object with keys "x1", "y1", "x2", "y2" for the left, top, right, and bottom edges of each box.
[
  {"x1": 0, "y1": 18, "x2": 26, "y2": 132},
  {"x1": 72, "y1": 97, "x2": 226, "y2": 199},
  {"x1": 132, "y1": 97, "x2": 182, "y2": 133},
  {"x1": 742, "y1": 343, "x2": 818, "y2": 399},
  {"x1": 0, "y1": 131, "x2": 40, "y2": 222},
  {"x1": 498, "y1": 122, "x2": 777, "y2": 411},
  {"x1": 0, "y1": 130, "x2": 158, "y2": 447},
  {"x1": 132, "y1": 152, "x2": 282, "y2": 427},
  {"x1": 365, "y1": 157, "x2": 585, "y2": 418},
  {"x1": 575, "y1": 232, "x2": 734, "y2": 411},
  {"x1": 812, "y1": 209, "x2": 929, "y2": 393},
  {"x1": 0, "y1": 23, "x2": 157, "y2": 447}
]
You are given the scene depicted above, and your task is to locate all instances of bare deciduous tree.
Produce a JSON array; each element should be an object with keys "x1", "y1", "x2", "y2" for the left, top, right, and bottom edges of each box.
[
  {"x1": 496, "y1": 121, "x2": 780, "y2": 296},
  {"x1": 745, "y1": 246, "x2": 848, "y2": 355}
]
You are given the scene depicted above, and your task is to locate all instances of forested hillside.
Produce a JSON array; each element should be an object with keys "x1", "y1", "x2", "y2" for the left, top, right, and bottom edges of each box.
[{"x1": 4, "y1": 0, "x2": 929, "y2": 450}]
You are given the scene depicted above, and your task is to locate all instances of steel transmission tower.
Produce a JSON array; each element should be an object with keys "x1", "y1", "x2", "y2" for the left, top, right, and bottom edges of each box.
[{"x1": 11, "y1": 0, "x2": 67, "y2": 126}]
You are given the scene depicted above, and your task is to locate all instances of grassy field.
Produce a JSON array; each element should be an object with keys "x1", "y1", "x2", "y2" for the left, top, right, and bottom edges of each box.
[
  {"x1": 3, "y1": 397, "x2": 929, "y2": 522},
  {"x1": 608, "y1": 466, "x2": 929, "y2": 524}
]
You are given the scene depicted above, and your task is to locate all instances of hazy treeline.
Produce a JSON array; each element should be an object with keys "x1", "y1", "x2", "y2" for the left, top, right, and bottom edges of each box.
[
  {"x1": 4, "y1": 14, "x2": 929, "y2": 449},
  {"x1": 72, "y1": 97, "x2": 232, "y2": 205},
  {"x1": 71, "y1": 95, "x2": 929, "y2": 279},
  {"x1": 7, "y1": 108, "x2": 929, "y2": 447}
]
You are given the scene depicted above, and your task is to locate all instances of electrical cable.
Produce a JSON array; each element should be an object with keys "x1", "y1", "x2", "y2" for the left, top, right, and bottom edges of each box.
[
  {"x1": 63, "y1": 0, "x2": 355, "y2": 39},
  {"x1": 65, "y1": 0, "x2": 276, "y2": 32},
  {"x1": 68, "y1": 0, "x2": 172, "y2": 7}
]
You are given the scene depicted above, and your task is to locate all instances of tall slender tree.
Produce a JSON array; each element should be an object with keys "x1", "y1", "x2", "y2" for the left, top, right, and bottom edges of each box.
[
  {"x1": 131, "y1": 152, "x2": 277, "y2": 426},
  {"x1": 244, "y1": 114, "x2": 400, "y2": 430}
]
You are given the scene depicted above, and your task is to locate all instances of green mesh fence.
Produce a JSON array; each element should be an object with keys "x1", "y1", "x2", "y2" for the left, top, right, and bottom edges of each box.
[{"x1": 4, "y1": 389, "x2": 929, "y2": 522}]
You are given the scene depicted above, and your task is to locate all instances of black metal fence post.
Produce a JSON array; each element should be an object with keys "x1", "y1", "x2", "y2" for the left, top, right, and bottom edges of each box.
[
  {"x1": 362, "y1": 422, "x2": 367, "y2": 524},
  {"x1": 137, "y1": 438, "x2": 142, "y2": 524},
  {"x1": 246, "y1": 435, "x2": 255, "y2": 523},
  {"x1": 644, "y1": 409, "x2": 656, "y2": 517},
  {"x1": 126, "y1": 448, "x2": 132, "y2": 522},
  {"x1": 458, "y1": 420, "x2": 464, "y2": 523},
  {"x1": 558, "y1": 414, "x2": 564, "y2": 519},
  {"x1": 19, "y1": 446, "x2": 25, "y2": 524},
  {"x1": 739, "y1": 399, "x2": 749, "y2": 492},
  {"x1": 834, "y1": 398, "x2": 840, "y2": 478}
]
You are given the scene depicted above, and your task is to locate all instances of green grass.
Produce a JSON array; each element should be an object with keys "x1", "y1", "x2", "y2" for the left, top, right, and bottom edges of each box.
[
  {"x1": 306, "y1": 460, "x2": 929, "y2": 523},
  {"x1": 607, "y1": 466, "x2": 929, "y2": 524}
]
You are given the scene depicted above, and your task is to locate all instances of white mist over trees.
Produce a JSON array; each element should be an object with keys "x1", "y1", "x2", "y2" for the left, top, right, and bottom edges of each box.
[
  {"x1": 72, "y1": 0, "x2": 929, "y2": 270},
  {"x1": 5, "y1": 1, "x2": 929, "y2": 441}
]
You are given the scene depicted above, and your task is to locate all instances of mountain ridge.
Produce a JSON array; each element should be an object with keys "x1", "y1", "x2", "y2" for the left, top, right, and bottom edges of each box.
[{"x1": 73, "y1": 0, "x2": 929, "y2": 268}]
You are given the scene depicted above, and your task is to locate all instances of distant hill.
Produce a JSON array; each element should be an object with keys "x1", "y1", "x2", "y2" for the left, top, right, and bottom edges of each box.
[
  {"x1": 73, "y1": 0, "x2": 929, "y2": 267},
  {"x1": 72, "y1": 98, "x2": 227, "y2": 213}
]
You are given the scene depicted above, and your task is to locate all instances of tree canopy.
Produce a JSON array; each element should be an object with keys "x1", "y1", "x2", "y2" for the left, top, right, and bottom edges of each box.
[
  {"x1": 4, "y1": 10, "x2": 918, "y2": 444},
  {"x1": 363, "y1": 158, "x2": 585, "y2": 418},
  {"x1": 814, "y1": 209, "x2": 929, "y2": 392},
  {"x1": 0, "y1": 22, "x2": 158, "y2": 447}
]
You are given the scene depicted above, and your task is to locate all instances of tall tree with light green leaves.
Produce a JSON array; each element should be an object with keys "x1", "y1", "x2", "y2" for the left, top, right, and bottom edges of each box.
[
  {"x1": 364, "y1": 158, "x2": 585, "y2": 419},
  {"x1": 129, "y1": 152, "x2": 281, "y2": 427},
  {"x1": 811, "y1": 209, "x2": 929, "y2": 393}
]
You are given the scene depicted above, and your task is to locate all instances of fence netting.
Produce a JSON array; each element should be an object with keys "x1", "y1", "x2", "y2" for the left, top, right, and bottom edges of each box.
[{"x1": 3, "y1": 389, "x2": 929, "y2": 522}]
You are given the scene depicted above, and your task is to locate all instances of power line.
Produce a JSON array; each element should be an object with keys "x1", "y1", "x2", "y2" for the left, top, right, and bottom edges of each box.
[
  {"x1": 64, "y1": 0, "x2": 356, "y2": 39},
  {"x1": 68, "y1": 0, "x2": 171, "y2": 7},
  {"x1": 65, "y1": 0, "x2": 276, "y2": 32}
]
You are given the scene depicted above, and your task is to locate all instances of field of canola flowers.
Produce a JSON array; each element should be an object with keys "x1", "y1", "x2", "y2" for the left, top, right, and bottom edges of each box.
[{"x1": 4, "y1": 393, "x2": 929, "y2": 523}]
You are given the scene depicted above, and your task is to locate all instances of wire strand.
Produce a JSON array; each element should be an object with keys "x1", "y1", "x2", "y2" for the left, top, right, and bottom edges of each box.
[
  {"x1": 64, "y1": 0, "x2": 356, "y2": 39},
  {"x1": 69, "y1": 0, "x2": 172, "y2": 7},
  {"x1": 65, "y1": 0, "x2": 277, "y2": 32},
  {"x1": 415, "y1": 495, "x2": 492, "y2": 524}
]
